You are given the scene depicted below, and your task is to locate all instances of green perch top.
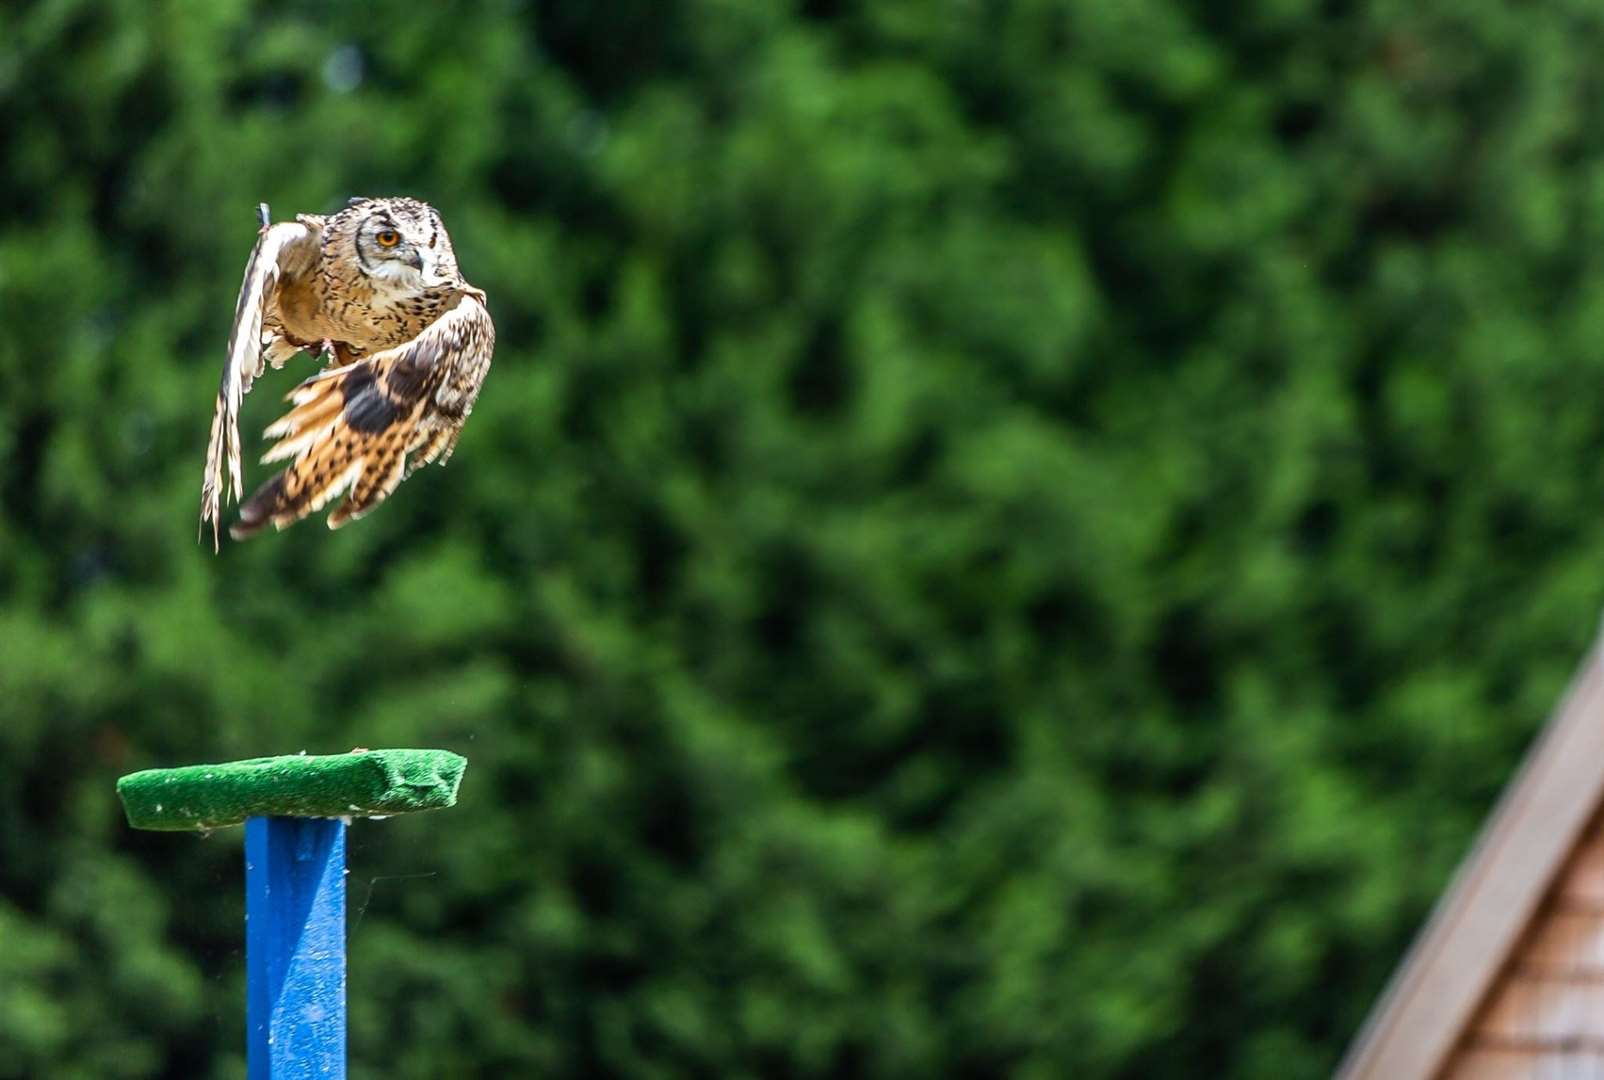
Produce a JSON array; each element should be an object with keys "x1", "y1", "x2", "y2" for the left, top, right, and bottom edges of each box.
[{"x1": 116, "y1": 749, "x2": 467, "y2": 831}]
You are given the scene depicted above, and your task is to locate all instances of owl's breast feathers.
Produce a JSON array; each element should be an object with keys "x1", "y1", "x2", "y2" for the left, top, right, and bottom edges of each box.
[{"x1": 276, "y1": 258, "x2": 456, "y2": 353}]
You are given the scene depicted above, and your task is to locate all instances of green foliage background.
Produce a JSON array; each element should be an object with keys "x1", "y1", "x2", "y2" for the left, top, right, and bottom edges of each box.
[{"x1": 5, "y1": 0, "x2": 1604, "y2": 1075}]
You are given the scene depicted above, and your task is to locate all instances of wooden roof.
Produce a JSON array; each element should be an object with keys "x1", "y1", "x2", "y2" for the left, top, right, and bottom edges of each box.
[
  {"x1": 1339, "y1": 636, "x2": 1604, "y2": 1079},
  {"x1": 1446, "y1": 814, "x2": 1604, "y2": 1076}
]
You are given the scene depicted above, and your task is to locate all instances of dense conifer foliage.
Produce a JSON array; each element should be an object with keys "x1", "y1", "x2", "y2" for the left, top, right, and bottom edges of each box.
[{"x1": 4, "y1": 2, "x2": 1604, "y2": 1075}]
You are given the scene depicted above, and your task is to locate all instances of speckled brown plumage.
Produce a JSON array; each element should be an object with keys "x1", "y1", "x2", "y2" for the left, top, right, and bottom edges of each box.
[{"x1": 198, "y1": 197, "x2": 495, "y2": 547}]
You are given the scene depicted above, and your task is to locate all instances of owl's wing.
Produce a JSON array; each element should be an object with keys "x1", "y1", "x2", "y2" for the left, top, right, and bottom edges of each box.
[
  {"x1": 230, "y1": 288, "x2": 494, "y2": 539},
  {"x1": 199, "y1": 217, "x2": 321, "y2": 550}
]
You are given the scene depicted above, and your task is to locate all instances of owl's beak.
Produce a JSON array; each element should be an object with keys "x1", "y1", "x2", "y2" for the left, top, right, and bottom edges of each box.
[{"x1": 410, "y1": 249, "x2": 450, "y2": 287}]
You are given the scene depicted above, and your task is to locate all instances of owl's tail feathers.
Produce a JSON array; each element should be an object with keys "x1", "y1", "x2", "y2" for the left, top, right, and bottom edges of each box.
[{"x1": 230, "y1": 357, "x2": 427, "y2": 540}]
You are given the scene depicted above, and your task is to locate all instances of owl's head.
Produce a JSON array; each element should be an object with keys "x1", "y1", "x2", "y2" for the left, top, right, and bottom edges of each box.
[{"x1": 346, "y1": 196, "x2": 458, "y2": 291}]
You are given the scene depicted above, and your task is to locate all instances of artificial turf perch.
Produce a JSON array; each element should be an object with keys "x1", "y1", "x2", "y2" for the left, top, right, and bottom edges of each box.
[
  {"x1": 116, "y1": 749, "x2": 467, "y2": 1079},
  {"x1": 117, "y1": 748, "x2": 466, "y2": 830}
]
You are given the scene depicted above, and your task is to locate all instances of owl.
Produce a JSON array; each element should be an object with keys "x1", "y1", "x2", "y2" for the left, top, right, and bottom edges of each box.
[{"x1": 198, "y1": 196, "x2": 495, "y2": 549}]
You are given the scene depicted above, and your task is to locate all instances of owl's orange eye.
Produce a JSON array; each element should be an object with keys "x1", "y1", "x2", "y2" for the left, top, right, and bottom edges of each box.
[{"x1": 375, "y1": 229, "x2": 400, "y2": 248}]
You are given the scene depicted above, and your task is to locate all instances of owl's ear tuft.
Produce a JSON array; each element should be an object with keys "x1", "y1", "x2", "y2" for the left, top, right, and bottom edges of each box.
[{"x1": 347, "y1": 196, "x2": 372, "y2": 208}]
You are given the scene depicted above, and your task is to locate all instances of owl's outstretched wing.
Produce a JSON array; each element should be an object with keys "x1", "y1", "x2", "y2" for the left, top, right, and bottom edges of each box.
[
  {"x1": 230, "y1": 288, "x2": 494, "y2": 539},
  {"x1": 199, "y1": 215, "x2": 322, "y2": 550}
]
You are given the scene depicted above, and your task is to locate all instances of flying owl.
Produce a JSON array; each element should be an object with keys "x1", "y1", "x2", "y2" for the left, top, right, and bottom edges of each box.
[{"x1": 198, "y1": 196, "x2": 495, "y2": 549}]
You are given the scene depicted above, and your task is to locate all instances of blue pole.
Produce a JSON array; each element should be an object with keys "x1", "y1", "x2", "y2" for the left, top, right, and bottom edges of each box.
[{"x1": 245, "y1": 816, "x2": 347, "y2": 1079}]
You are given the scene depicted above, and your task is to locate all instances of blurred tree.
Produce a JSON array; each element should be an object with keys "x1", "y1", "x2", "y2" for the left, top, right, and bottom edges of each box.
[{"x1": 4, "y1": 0, "x2": 1604, "y2": 1076}]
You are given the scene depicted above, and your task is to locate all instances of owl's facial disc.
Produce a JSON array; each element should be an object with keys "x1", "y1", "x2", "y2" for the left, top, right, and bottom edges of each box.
[{"x1": 360, "y1": 217, "x2": 446, "y2": 290}]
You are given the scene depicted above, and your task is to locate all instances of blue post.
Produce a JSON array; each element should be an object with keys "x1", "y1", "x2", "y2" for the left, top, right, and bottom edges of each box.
[{"x1": 245, "y1": 816, "x2": 347, "y2": 1079}]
